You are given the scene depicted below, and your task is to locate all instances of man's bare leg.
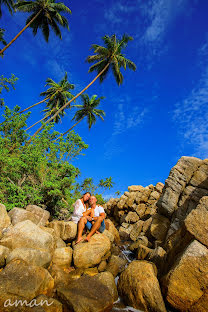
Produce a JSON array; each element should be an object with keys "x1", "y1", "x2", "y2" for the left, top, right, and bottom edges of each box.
[
  {"x1": 85, "y1": 217, "x2": 103, "y2": 242},
  {"x1": 76, "y1": 217, "x2": 87, "y2": 244}
]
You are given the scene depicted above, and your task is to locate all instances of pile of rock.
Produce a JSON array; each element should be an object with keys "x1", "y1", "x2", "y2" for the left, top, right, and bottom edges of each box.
[{"x1": 0, "y1": 203, "x2": 125, "y2": 312}]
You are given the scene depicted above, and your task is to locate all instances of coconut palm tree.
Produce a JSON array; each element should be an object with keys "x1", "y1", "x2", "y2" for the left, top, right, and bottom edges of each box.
[
  {"x1": 0, "y1": 28, "x2": 7, "y2": 46},
  {"x1": 99, "y1": 177, "x2": 114, "y2": 190},
  {"x1": 54, "y1": 94, "x2": 105, "y2": 142},
  {"x1": 0, "y1": 0, "x2": 71, "y2": 55},
  {"x1": 0, "y1": 0, "x2": 15, "y2": 17},
  {"x1": 29, "y1": 34, "x2": 136, "y2": 143},
  {"x1": 26, "y1": 73, "x2": 74, "y2": 131}
]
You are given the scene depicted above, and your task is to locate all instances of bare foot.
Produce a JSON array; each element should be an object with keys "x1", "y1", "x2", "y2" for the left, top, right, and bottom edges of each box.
[
  {"x1": 84, "y1": 236, "x2": 90, "y2": 242},
  {"x1": 75, "y1": 237, "x2": 83, "y2": 245},
  {"x1": 96, "y1": 230, "x2": 99, "y2": 234}
]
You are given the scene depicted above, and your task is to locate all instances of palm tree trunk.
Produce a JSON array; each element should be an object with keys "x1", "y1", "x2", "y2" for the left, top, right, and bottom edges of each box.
[
  {"x1": 54, "y1": 116, "x2": 84, "y2": 142},
  {"x1": 26, "y1": 115, "x2": 47, "y2": 131},
  {"x1": 28, "y1": 62, "x2": 110, "y2": 144},
  {"x1": 19, "y1": 96, "x2": 50, "y2": 114},
  {"x1": 0, "y1": 9, "x2": 42, "y2": 55}
]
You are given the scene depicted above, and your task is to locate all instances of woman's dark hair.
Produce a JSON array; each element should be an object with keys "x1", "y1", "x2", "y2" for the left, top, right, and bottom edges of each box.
[{"x1": 81, "y1": 192, "x2": 91, "y2": 209}]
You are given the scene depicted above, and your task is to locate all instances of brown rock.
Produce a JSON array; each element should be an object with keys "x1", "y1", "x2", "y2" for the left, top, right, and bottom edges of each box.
[
  {"x1": 48, "y1": 220, "x2": 77, "y2": 241},
  {"x1": 52, "y1": 247, "x2": 72, "y2": 266},
  {"x1": 129, "y1": 236, "x2": 149, "y2": 251},
  {"x1": 0, "y1": 245, "x2": 10, "y2": 267},
  {"x1": 0, "y1": 203, "x2": 11, "y2": 232},
  {"x1": 57, "y1": 274, "x2": 114, "y2": 312},
  {"x1": 125, "y1": 211, "x2": 140, "y2": 223},
  {"x1": 26, "y1": 205, "x2": 50, "y2": 226},
  {"x1": 98, "y1": 260, "x2": 107, "y2": 272},
  {"x1": 184, "y1": 196, "x2": 208, "y2": 247},
  {"x1": 73, "y1": 233, "x2": 111, "y2": 268},
  {"x1": 6, "y1": 248, "x2": 51, "y2": 268},
  {"x1": 0, "y1": 220, "x2": 54, "y2": 252},
  {"x1": 0, "y1": 259, "x2": 54, "y2": 311},
  {"x1": 150, "y1": 214, "x2": 170, "y2": 242},
  {"x1": 95, "y1": 271, "x2": 118, "y2": 302},
  {"x1": 128, "y1": 185, "x2": 144, "y2": 192},
  {"x1": 106, "y1": 255, "x2": 127, "y2": 277},
  {"x1": 119, "y1": 223, "x2": 133, "y2": 240},
  {"x1": 142, "y1": 217, "x2": 152, "y2": 234},
  {"x1": 8, "y1": 207, "x2": 39, "y2": 226},
  {"x1": 162, "y1": 240, "x2": 208, "y2": 311},
  {"x1": 129, "y1": 220, "x2": 144, "y2": 241},
  {"x1": 137, "y1": 245, "x2": 152, "y2": 260},
  {"x1": 105, "y1": 219, "x2": 120, "y2": 243},
  {"x1": 118, "y1": 260, "x2": 166, "y2": 312}
]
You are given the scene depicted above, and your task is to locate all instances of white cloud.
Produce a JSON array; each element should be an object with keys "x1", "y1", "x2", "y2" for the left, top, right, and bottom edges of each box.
[{"x1": 173, "y1": 41, "x2": 208, "y2": 158}]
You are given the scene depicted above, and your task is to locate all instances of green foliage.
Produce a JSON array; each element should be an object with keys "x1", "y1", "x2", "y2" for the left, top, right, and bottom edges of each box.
[
  {"x1": 15, "y1": 0, "x2": 72, "y2": 42},
  {"x1": 115, "y1": 190, "x2": 121, "y2": 197},
  {"x1": 0, "y1": 28, "x2": 7, "y2": 46},
  {"x1": 0, "y1": 106, "x2": 88, "y2": 216},
  {"x1": 99, "y1": 177, "x2": 114, "y2": 190},
  {"x1": 0, "y1": 74, "x2": 18, "y2": 107}
]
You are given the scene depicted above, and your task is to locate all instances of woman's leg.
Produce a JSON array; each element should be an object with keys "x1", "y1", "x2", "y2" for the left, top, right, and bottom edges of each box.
[{"x1": 76, "y1": 217, "x2": 87, "y2": 244}]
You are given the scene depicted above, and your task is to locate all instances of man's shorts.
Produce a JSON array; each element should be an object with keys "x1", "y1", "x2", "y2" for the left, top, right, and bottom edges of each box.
[{"x1": 85, "y1": 219, "x2": 105, "y2": 233}]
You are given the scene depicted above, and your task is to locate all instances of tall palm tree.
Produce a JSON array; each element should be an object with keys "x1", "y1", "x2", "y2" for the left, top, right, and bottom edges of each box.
[
  {"x1": 0, "y1": 28, "x2": 7, "y2": 46},
  {"x1": 29, "y1": 34, "x2": 136, "y2": 143},
  {"x1": 26, "y1": 73, "x2": 74, "y2": 131},
  {"x1": 99, "y1": 177, "x2": 114, "y2": 190},
  {"x1": 54, "y1": 94, "x2": 105, "y2": 142},
  {"x1": 0, "y1": 0, "x2": 71, "y2": 55},
  {"x1": 0, "y1": 0, "x2": 15, "y2": 17}
]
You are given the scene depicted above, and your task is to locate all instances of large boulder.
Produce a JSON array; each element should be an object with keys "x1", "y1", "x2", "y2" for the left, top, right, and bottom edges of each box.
[
  {"x1": 162, "y1": 240, "x2": 208, "y2": 311},
  {"x1": 48, "y1": 220, "x2": 77, "y2": 241},
  {"x1": 30, "y1": 294, "x2": 63, "y2": 312},
  {"x1": 26, "y1": 205, "x2": 50, "y2": 226},
  {"x1": 157, "y1": 156, "x2": 202, "y2": 218},
  {"x1": 8, "y1": 207, "x2": 44, "y2": 226},
  {"x1": 118, "y1": 260, "x2": 166, "y2": 312},
  {"x1": 95, "y1": 271, "x2": 118, "y2": 301},
  {"x1": 184, "y1": 196, "x2": 208, "y2": 248},
  {"x1": 150, "y1": 214, "x2": 170, "y2": 242},
  {"x1": 73, "y1": 233, "x2": 111, "y2": 268},
  {"x1": 0, "y1": 259, "x2": 54, "y2": 312},
  {"x1": 57, "y1": 274, "x2": 115, "y2": 312},
  {"x1": 0, "y1": 203, "x2": 11, "y2": 232},
  {"x1": 6, "y1": 247, "x2": 51, "y2": 268},
  {"x1": 52, "y1": 247, "x2": 73, "y2": 266},
  {"x1": 0, "y1": 220, "x2": 54, "y2": 252}
]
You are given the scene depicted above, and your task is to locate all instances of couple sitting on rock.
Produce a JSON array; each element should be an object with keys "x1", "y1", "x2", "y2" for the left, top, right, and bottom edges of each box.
[{"x1": 71, "y1": 192, "x2": 105, "y2": 244}]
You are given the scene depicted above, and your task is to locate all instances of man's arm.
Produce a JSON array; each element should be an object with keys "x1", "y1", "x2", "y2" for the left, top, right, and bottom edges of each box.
[
  {"x1": 93, "y1": 212, "x2": 105, "y2": 221},
  {"x1": 83, "y1": 209, "x2": 92, "y2": 217}
]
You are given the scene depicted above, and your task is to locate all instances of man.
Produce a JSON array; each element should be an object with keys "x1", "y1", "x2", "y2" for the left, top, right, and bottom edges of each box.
[{"x1": 75, "y1": 196, "x2": 105, "y2": 243}]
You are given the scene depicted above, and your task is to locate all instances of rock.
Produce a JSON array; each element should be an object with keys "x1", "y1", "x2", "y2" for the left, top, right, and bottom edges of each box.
[
  {"x1": 162, "y1": 240, "x2": 208, "y2": 311},
  {"x1": 0, "y1": 220, "x2": 54, "y2": 252},
  {"x1": 142, "y1": 217, "x2": 152, "y2": 235},
  {"x1": 118, "y1": 260, "x2": 166, "y2": 312},
  {"x1": 149, "y1": 190, "x2": 161, "y2": 201},
  {"x1": 137, "y1": 245, "x2": 152, "y2": 260},
  {"x1": 95, "y1": 271, "x2": 118, "y2": 301},
  {"x1": 102, "y1": 229, "x2": 114, "y2": 243},
  {"x1": 0, "y1": 259, "x2": 54, "y2": 311},
  {"x1": 67, "y1": 267, "x2": 98, "y2": 282},
  {"x1": 119, "y1": 223, "x2": 133, "y2": 240},
  {"x1": 52, "y1": 247, "x2": 72, "y2": 266},
  {"x1": 57, "y1": 274, "x2": 114, "y2": 312},
  {"x1": 189, "y1": 159, "x2": 208, "y2": 189},
  {"x1": 8, "y1": 207, "x2": 40, "y2": 226},
  {"x1": 48, "y1": 220, "x2": 77, "y2": 241},
  {"x1": 125, "y1": 212, "x2": 140, "y2": 223},
  {"x1": 31, "y1": 295, "x2": 63, "y2": 312},
  {"x1": 0, "y1": 203, "x2": 11, "y2": 232},
  {"x1": 129, "y1": 220, "x2": 144, "y2": 241},
  {"x1": 6, "y1": 248, "x2": 51, "y2": 268},
  {"x1": 155, "y1": 182, "x2": 164, "y2": 193},
  {"x1": 150, "y1": 214, "x2": 170, "y2": 242},
  {"x1": 55, "y1": 237, "x2": 66, "y2": 248},
  {"x1": 129, "y1": 235, "x2": 149, "y2": 251},
  {"x1": 105, "y1": 219, "x2": 120, "y2": 243},
  {"x1": 157, "y1": 156, "x2": 202, "y2": 218},
  {"x1": 98, "y1": 260, "x2": 107, "y2": 272},
  {"x1": 73, "y1": 233, "x2": 111, "y2": 268},
  {"x1": 117, "y1": 195, "x2": 128, "y2": 210},
  {"x1": 184, "y1": 196, "x2": 208, "y2": 247},
  {"x1": 48, "y1": 264, "x2": 74, "y2": 288},
  {"x1": 26, "y1": 205, "x2": 50, "y2": 226},
  {"x1": 0, "y1": 245, "x2": 10, "y2": 267},
  {"x1": 134, "y1": 203, "x2": 146, "y2": 218},
  {"x1": 128, "y1": 185, "x2": 144, "y2": 192},
  {"x1": 106, "y1": 255, "x2": 127, "y2": 277}
]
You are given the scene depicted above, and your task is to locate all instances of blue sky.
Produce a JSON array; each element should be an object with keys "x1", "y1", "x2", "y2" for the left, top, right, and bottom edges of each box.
[{"x1": 1, "y1": 0, "x2": 208, "y2": 198}]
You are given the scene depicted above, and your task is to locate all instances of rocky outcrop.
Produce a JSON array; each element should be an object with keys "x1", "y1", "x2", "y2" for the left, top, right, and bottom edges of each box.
[
  {"x1": 0, "y1": 203, "x2": 11, "y2": 232},
  {"x1": 48, "y1": 220, "x2": 77, "y2": 241},
  {"x1": 118, "y1": 260, "x2": 166, "y2": 312}
]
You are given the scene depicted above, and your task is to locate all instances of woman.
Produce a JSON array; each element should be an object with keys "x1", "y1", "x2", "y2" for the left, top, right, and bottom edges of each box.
[{"x1": 71, "y1": 192, "x2": 91, "y2": 224}]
